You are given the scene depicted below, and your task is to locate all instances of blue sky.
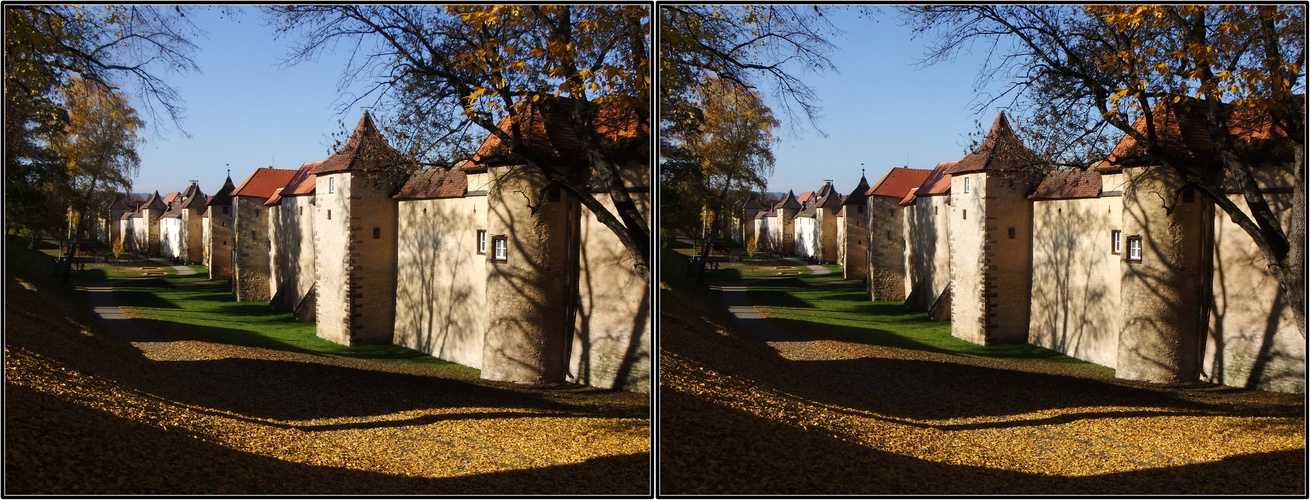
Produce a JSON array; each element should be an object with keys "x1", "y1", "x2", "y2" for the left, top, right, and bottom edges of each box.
[
  {"x1": 129, "y1": 6, "x2": 1005, "y2": 201},
  {"x1": 760, "y1": 8, "x2": 1012, "y2": 197},
  {"x1": 129, "y1": 6, "x2": 374, "y2": 196}
]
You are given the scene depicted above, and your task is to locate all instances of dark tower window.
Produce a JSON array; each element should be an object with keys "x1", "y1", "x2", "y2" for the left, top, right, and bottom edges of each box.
[
  {"x1": 1008, "y1": 227, "x2": 1016, "y2": 239},
  {"x1": 373, "y1": 227, "x2": 381, "y2": 239}
]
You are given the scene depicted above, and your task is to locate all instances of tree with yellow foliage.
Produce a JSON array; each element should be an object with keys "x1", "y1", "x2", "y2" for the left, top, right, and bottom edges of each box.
[
  {"x1": 49, "y1": 77, "x2": 144, "y2": 282},
  {"x1": 266, "y1": 5, "x2": 652, "y2": 283},
  {"x1": 903, "y1": 5, "x2": 1306, "y2": 337}
]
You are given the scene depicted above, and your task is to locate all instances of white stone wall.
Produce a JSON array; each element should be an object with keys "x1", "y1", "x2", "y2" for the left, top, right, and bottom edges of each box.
[
  {"x1": 393, "y1": 195, "x2": 488, "y2": 369},
  {"x1": 949, "y1": 173, "x2": 988, "y2": 344},
  {"x1": 570, "y1": 190, "x2": 652, "y2": 392},
  {"x1": 315, "y1": 172, "x2": 352, "y2": 345},
  {"x1": 270, "y1": 195, "x2": 317, "y2": 314},
  {"x1": 1029, "y1": 196, "x2": 1122, "y2": 368},
  {"x1": 1204, "y1": 191, "x2": 1304, "y2": 392},
  {"x1": 160, "y1": 217, "x2": 183, "y2": 259},
  {"x1": 794, "y1": 216, "x2": 817, "y2": 259},
  {"x1": 903, "y1": 194, "x2": 952, "y2": 312}
]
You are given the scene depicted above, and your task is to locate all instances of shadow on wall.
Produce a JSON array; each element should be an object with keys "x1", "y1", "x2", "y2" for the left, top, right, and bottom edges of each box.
[
  {"x1": 1030, "y1": 201, "x2": 1115, "y2": 366},
  {"x1": 1207, "y1": 191, "x2": 1301, "y2": 392},
  {"x1": 572, "y1": 215, "x2": 651, "y2": 392},
  {"x1": 903, "y1": 200, "x2": 939, "y2": 311},
  {"x1": 394, "y1": 198, "x2": 482, "y2": 369}
]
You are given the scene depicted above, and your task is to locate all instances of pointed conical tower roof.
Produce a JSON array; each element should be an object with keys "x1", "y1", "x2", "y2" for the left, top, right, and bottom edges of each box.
[
  {"x1": 779, "y1": 190, "x2": 802, "y2": 210},
  {"x1": 312, "y1": 111, "x2": 410, "y2": 175},
  {"x1": 843, "y1": 174, "x2": 871, "y2": 206},
  {"x1": 208, "y1": 174, "x2": 237, "y2": 207},
  {"x1": 946, "y1": 111, "x2": 1042, "y2": 175},
  {"x1": 144, "y1": 190, "x2": 166, "y2": 211}
]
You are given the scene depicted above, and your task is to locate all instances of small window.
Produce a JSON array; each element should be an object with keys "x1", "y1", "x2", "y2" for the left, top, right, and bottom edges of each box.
[
  {"x1": 372, "y1": 227, "x2": 381, "y2": 239},
  {"x1": 963, "y1": 209, "x2": 967, "y2": 220},
  {"x1": 548, "y1": 186, "x2": 561, "y2": 202},
  {"x1": 1111, "y1": 230, "x2": 1122, "y2": 255},
  {"x1": 491, "y1": 235, "x2": 508, "y2": 262},
  {"x1": 328, "y1": 177, "x2": 335, "y2": 194},
  {"x1": 857, "y1": 206, "x2": 864, "y2": 214},
  {"x1": 476, "y1": 229, "x2": 487, "y2": 255},
  {"x1": 1008, "y1": 227, "x2": 1016, "y2": 239},
  {"x1": 934, "y1": 206, "x2": 938, "y2": 215},
  {"x1": 327, "y1": 210, "x2": 332, "y2": 221},
  {"x1": 1126, "y1": 235, "x2": 1143, "y2": 262},
  {"x1": 223, "y1": 206, "x2": 229, "y2": 214},
  {"x1": 963, "y1": 177, "x2": 971, "y2": 193},
  {"x1": 1182, "y1": 187, "x2": 1195, "y2": 203},
  {"x1": 299, "y1": 207, "x2": 303, "y2": 215}
]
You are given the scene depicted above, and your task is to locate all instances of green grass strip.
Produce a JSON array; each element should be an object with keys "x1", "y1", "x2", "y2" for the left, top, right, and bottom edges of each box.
[
  {"x1": 748, "y1": 272, "x2": 1115, "y2": 378},
  {"x1": 112, "y1": 275, "x2": 479, "y2": 377}
]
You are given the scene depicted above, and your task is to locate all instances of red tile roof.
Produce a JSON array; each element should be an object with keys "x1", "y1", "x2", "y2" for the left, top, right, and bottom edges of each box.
[
  {"x1": 1029, "y1": 168, "x2": 1103, "y2": 200},
  {"x1": 917, "y1": 161, "x2": 956, "y2": 196},
  {"x1": 312, "y1": 111, "x2": 412, "y2": 175},
  {"x1": 393, "y1": 167, "x2": 468, "y2": 200},
  {"x1": 868, "y1": 167, "x2": 933, "y2": 199},
  {"x1": 1094, "y1": 98, "x2": 1294, "y2": 172},
  {"x1": 464, "y1": 97, "x2": 648, "y2": 170},
  {"x1": 232, "y1": 167, "x2": 298, "y2": 199},
  {"x1": 162, "y1": 191, "x2": 179, "y2": 205},
  {"x1": 796, "y1": 191, "x2": 813, "y2": 204},
  {"x1": 281, "y1": 161, "x2": 321, "y2": 197},
  {"x1": 946, "y1": 111, "x2": 1043, "y2": 175},
  {"x1": 263, "y1": 188, "x2": 285, "y2": 207}
]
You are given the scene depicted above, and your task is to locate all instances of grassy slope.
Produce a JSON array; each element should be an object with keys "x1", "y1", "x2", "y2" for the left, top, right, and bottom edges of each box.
[
  {"x1": 747, "y1": 272, "x2": 1115, "y2": 378},
  {"x1": 114, "y1": 275, "x2": 479, "y2": 376}
]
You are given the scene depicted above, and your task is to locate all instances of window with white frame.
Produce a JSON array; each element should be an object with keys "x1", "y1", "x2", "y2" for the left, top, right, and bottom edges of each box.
[
  {"x1": 963, "y1": 177, "x2": 971, "y2": 193},
  {"x1": 476, "y1": 229, "x2": 487, "y2": 254},
  {"x1": 1126, "y1": 235, "x2": 1142, "y2": 262},
  {"x1": 1111, "y1": 230, "x2": 1122, "y2": 254},
  {"x1": 491, "y1": 235, "x2": 507, "y2": 262},
  {"x1": 328, "y1": 177, "x2": 335, "y2": 194}
]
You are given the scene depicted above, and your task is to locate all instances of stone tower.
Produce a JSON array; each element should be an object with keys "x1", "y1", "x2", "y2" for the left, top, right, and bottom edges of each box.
[
  {"x1": 946, "y1": 111, "x2": 1041, "y2": 345},
  {"x1": 313, "y1": 111, "x2": 408, "y2": 346},
  {"x1": 205, "y1": 174, "x2": 237, "y2": 280},
  {"x1": 840, "y1": 175, "x2": 871, "y2": 280}
]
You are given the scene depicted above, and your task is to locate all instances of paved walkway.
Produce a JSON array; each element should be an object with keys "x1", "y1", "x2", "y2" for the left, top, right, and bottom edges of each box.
[
  {"x1": 720, "y1": 260, "x2": 854, "y2": 361},
  {"x1": 84, "y1": 259, "x2": 198, "y2": 358}
]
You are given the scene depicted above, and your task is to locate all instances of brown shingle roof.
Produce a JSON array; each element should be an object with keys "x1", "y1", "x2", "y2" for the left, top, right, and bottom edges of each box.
[
  {"x1": 778, "y1": 190, "x2": 801, "y2": 210},
  {"x1": 312, "y1": 111, "x2": 412, "y2": 175},
  {"x1": 869, "y1": 167, "x2": 933, "y2": 199},
  {"x1": 208, "y1": 175, "x2": 237, "y2": 207},
  {"x1": 232, "y1": 167, "x2": 298, "y2": 199},
  {"x1": 946, "y1": 111, "x2": 1043, "y2": 175},
  {"x1": 843, "y1": 176, "x2": 871, "y2": 206},
  {"x1": 393, "y1": 167, "x2": 468, "y2": 200},
  {"x1": 1029, "y1": 168, "x2": 1103, "y2": 200}
]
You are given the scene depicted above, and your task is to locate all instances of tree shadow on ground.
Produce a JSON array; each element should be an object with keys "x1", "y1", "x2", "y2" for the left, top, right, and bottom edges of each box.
[
  {"x1": 153, "y1": 356, "x2": 647, "y2": 423},
  {"x1": 5, "y1": 384, "x2": 649, "y2": 495},
  {"x1": 658, "y1": 388, "x2": 1302, "y2": 495}
]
